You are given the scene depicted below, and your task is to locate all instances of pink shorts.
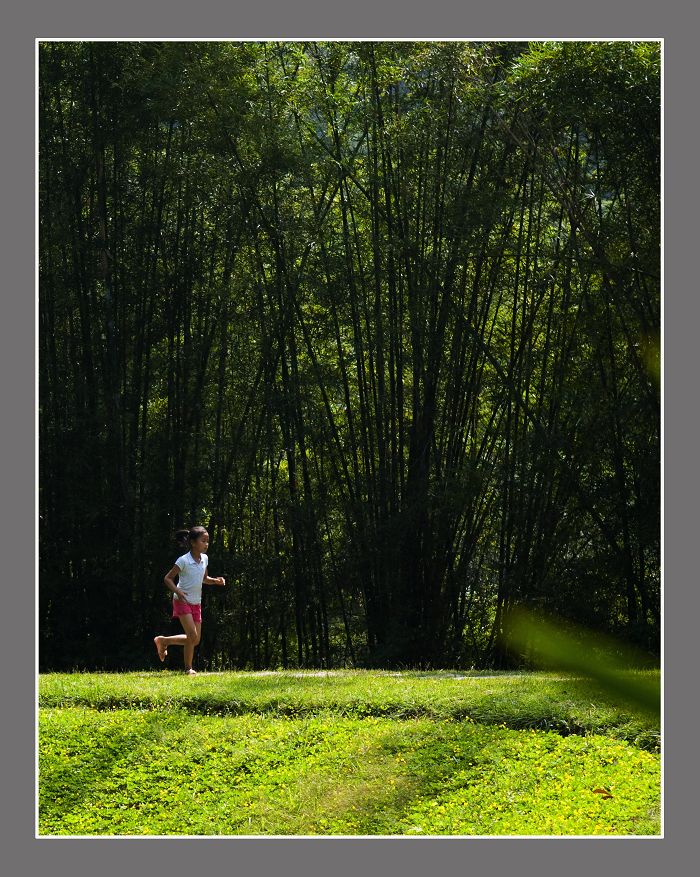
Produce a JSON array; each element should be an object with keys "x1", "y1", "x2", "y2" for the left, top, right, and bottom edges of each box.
[{"x1": 172, "y1": 598, "x2": 202, "y2": 624}]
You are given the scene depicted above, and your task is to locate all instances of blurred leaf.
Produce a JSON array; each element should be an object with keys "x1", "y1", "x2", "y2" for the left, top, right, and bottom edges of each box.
[{"x1": 508, "y1": 608, "x2": 660, "y2": 719}]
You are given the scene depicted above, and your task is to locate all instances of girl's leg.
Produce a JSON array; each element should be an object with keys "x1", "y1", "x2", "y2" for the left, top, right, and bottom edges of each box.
[
  {"x1": 177, "y1": 613, "x2": 201, "y2": 673},
  {"x1": 154, "y1": 632, "x2": 188, "y2": 661},
  {"x1": 154, "y1": 615, "x2": 201, "y2": 671}
]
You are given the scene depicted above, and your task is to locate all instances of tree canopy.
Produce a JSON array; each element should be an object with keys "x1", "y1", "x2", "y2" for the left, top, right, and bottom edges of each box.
[{"x1": 39, "y1": 40, "x2": 660, "y2": 670}]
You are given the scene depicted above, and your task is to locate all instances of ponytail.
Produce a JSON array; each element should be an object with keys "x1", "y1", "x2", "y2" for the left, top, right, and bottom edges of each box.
[
  {"x1": 175, "y1": 525, "x2": 207, "y2": 551},
  {"x1": 175, "y1": 529, "x2": 191, "y2": 551}
]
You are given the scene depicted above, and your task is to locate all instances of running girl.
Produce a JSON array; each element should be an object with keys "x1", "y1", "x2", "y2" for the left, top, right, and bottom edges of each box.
[{"x1": 154, "y1": 526, "x2": 225, "y2": 675}]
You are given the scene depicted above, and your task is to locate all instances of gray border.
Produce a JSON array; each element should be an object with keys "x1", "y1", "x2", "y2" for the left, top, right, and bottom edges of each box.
[{"x1": 9, "y1": 0, "x2": 690, "y2": 872}]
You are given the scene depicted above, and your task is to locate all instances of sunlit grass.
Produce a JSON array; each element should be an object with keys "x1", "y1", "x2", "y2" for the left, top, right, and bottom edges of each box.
[
  {"x1": 39, "y1": 668, "x2": 659, "y2": 749},
  {"x1": 38, "y1": 670, "x2": 660, "y2": 835},
  {"x1": 39, "y1": 706, "x2": 660, "y2": 836}
]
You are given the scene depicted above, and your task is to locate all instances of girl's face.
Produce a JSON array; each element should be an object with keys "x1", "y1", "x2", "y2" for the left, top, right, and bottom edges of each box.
[{"x1": 191, "y1": 531, "x2": 209, "y2": 554}]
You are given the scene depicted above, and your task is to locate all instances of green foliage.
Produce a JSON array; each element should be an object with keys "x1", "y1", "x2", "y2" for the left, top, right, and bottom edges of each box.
[
  {"x1": 39, "y1": 40, "x2": 660, "y2": 671},
  {"x1": 398, "y1": 728, "x2": 659, "y2": 836},
  {"x1": 38, "y1": 672, "x2": 660, "y2": 836}
]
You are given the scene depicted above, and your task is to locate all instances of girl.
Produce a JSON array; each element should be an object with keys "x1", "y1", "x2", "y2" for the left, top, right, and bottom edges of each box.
[{"x1": 154, "y1": 526, "x2": 226, "y2": 675}]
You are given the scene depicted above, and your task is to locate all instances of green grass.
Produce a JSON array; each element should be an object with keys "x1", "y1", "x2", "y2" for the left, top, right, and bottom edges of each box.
[
  {"x1": 39, "y1": 669, "x2": 660, "y2": 749},
  {"x1": 38, "y1": 670, "x2": 661, "y2": 836}
]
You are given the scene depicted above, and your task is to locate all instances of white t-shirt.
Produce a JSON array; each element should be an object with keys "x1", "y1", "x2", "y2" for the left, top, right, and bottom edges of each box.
[{"x1": 174, "y1": 552, "x2": 207, "y2": 604}]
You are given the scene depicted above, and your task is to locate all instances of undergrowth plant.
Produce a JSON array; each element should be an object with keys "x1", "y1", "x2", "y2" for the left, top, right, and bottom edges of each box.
[{"x1": 38, "y1": 671, "x2": 661, "y2": 836}]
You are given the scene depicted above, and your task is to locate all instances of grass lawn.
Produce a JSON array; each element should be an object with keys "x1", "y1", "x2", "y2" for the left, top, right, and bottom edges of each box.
[{"x1": 38, "y1": 670, "x2": 660, "y2": 836}]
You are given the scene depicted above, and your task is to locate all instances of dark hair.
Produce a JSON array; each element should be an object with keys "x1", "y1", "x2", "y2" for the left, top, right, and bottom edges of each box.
[{"x1": 175, "y1": 526, "x2": 208, "y2": 551}]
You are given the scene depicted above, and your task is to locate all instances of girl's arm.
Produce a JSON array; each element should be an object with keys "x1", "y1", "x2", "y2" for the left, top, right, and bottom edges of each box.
[
  {"x1": 203, "y1": 566, "x2": 226, "y2": 587},
  {"x1": 164, "y1": 565, "x2": 190, "y2": 602}
]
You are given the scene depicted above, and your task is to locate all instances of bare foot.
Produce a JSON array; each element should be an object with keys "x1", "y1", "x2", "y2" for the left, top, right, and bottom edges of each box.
[
  {"x1": 154, "y1": 636, "x2": 167, "y2": 662},
  {"x1": 184, "y1": 668, "x2": 197, "y2": 676}
]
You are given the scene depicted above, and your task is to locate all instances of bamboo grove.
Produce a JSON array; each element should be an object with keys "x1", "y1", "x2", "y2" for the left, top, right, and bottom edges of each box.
[{"x1": 38, "y1": 41, "x2": 660, "y2": 670}]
